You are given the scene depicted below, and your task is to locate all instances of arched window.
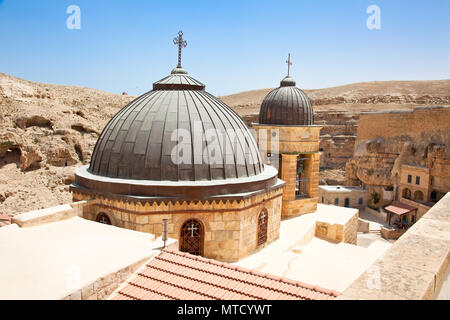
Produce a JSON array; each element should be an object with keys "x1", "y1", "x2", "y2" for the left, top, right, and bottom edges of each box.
[
  {"x1": 402, "y1": 188, "x2": 411, "y2": 200},
  {"x1": 358, "y1": 198, "x2": 363, "y2": 205},
  {"x1": 180, "y1": 219, "x2": 204, "y2": 256},
  {"x1": 344, "y1": 198, "x2": 350, "y2": 207},
  {"x1": 414, "y1": 190, "x2": 424, "y2": 201},
  {"x1": 96, "y1": 213, "x2": 111, "y2": 225},
  {"x1": 257, "y1": 209, "x2": 268, "y2": 246},
  {"x1": 335, "y1": 198, "x2": 339, "y2": 205}
]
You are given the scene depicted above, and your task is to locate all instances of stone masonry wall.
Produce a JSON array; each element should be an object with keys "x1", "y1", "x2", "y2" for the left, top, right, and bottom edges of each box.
[
  {"x1": 73, "y1": 187, "x2": 283, "y2": 263},
  {"x1": 343, "y1": 212, "x2": 358, "y2": 245},
  {"x1": 255, "y1": 125, "x2": 321, "y2": 219},
  {"x1": 338, "y1": 192, "x2": 450, "y2": 300},
  {"x1": 62, "y1": 242, "x2": 178, "y2": 300},
  {"x1": 315, "y1": 210, "x2": 358, "y2": 245},
  {"x1": 346, "y1": 107, "x2": 450, "y2": 198},
  {"x1": 319, "y1": 187, "x2": 368, "y2": 209}
]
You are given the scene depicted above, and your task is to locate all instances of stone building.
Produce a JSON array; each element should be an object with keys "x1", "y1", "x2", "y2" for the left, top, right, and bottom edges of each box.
[
  {"x1": 318, "y1": 185, "x2": 368, "y2": 209},
  {"x1": 346, "y1": 106, "x2": 450, "y2": 208},
  {"x1": 399, "y1": 164, "x2": 431, "y2": 202},
  {"x1": 397, "y1": 163, "x2": 443, "y2": 219},
  {"x1": 71, "y1": 33, "x2": 285, "y2": 262},
  {"x1": 253, "y1": 63, "x2": 322, "y2": 218}
]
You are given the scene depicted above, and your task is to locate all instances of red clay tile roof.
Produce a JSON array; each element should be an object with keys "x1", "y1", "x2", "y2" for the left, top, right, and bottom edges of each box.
[
  {"x1": 112, "y1": 248, "x2": 339, "y2": 300},
  {"x1": 0, "y1": 215, "x2": 11, "y2": 228},
  {"x1": 384, "y1": 201, "x2": 417, "y2": 216}
]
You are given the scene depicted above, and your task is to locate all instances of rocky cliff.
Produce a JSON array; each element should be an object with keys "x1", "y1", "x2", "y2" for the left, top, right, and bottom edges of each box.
[
  {"x1": 221, "y1": 80, "x2": 450, "y2": 186},
  {"x1": 0, "y1": 72, "x2": 134, "y2": 215},
  {"x1": 345, "y1": 107, "x2": 450, "y2": 205},
  {"x1": 1, "y1": 73, "x2": 449, "y2": 216}
]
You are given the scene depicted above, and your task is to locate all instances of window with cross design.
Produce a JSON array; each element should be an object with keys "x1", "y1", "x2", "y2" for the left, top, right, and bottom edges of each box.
[
  {"x1": 257, "y1": 209, "x2": 268, "y2": 246},
  {"x1": 180, "y1": 219, "x2": 204, "y2": 256}
]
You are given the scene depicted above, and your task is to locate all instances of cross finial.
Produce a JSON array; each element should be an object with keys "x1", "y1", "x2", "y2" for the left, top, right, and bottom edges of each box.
[
  {"x1": 173, "y1": 30, "x2": 187, "y2": 68},
  {"x1": 286, "y1": 53, "x2": 292, "y2": 76},
  {"x1": 188, "y1": 223, "x2": 198, "y2": 237}
]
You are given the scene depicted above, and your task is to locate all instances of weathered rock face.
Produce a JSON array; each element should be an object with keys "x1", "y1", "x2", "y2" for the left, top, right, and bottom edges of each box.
[
  {"x1": 346, "y1": 107, "x2": 450, "y2": 198},
  {"x1": 0, "y1": 72, "x2": 134, "y2": 216},
  {"x1": 1, "y1": 72, "x2": 449, "y2": 217},
  {"x1": 14, "y1": 115, "x2": 53, "y2": 129},
  {"x1": 311, "y1": 94, "x2": 450, "y2": 106},
  {"x1": 47, "y1": 148, "x2": 78, "y2": 167},
  {"x1": 20, "y1": 146, "x2": 43, "y2": 171},
  {"x1": 0, "y1": 133, "x2": 42, "y2": 171},
  {"x1": 222, "y1": 80, "x2": 450, "y2": 187},
  {"x1": 0, "y1": 132, "x2": 22, "y2": 158},
  {"x1": 315, "y1": 111, "x2": 358, "y2": 170}
]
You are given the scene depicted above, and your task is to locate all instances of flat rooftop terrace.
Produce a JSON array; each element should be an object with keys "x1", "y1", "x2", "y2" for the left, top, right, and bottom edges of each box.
[
  {"x1": 233, "y1": 204, "x2": 391, "y2": 293},
  {"x1": 319, "y1": 185, "x2": 366, "y2": 192},
  {"x1": 0, "y1": 216, "x2": 174, "y2": 300}
]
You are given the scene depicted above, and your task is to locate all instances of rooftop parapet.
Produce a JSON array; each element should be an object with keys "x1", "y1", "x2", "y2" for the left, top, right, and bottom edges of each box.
[{"x1": 338, "y1": 192, "x2": 450, "y2": 300}]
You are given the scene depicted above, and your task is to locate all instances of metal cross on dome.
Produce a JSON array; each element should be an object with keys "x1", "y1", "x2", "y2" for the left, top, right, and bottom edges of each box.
[
  {"x1": 188, "y1": 223, "x2": 198, "y2": 237},
  {"x1": 286, "y1": 53, "x2": 292, "y2": 76},
  {"x1": 173, "y1": 30, "x2": 187, "y2": 68}
]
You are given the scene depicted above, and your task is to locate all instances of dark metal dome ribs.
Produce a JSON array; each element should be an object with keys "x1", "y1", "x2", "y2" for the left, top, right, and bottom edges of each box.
[
  {"x1": 89, "y1": 71, "x2": 264, "y2": 181},
  {"x1": 259, "y1": 76, "x2": 314, "y2": 126}
]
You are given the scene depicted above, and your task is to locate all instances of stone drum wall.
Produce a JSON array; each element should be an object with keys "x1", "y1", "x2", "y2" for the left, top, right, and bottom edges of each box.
[{"x1": 73, "y1": 186, "x2": 283, "y2": 263}]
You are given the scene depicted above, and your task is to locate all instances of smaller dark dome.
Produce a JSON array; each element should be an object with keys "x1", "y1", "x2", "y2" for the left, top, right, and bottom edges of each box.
[{"x1": 259, "y1": 76, "x2": 314, "y2": 126}]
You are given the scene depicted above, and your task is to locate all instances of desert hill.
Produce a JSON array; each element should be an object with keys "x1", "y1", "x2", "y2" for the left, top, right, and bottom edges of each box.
[
  {"x1": 220, "y1": 79, "x2": 450, "y2": 116},
  {"x1": 221, "y1": 79, "x2": 450, "y2": 185},
  {"x1": 0, "y1": 72, "x2": 134, "y2": 216},
  {"x1": 0, "y1": 72, "x2": 449, "y2": 217}
]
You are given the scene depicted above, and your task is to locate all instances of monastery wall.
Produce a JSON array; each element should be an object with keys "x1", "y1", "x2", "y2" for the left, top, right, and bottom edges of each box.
[
  {"x1": 12, "y1": 200, "x2": 92, "y2": 227},
  {"x1": 73, "y1": 187, "x2": 284, "y2": 263},
  {"x1": 339, "y1": 192, "x2": 450, "y2": 300},
  {"x1": 254, "y1": 125, "x2": 321, "y2": 218},
  {"x1": 282, "y1": 198, "x2": 318, "y2": 218},
  {"x1": 8, "y1": 200, "x2": 178, "y2": 300},
  {"x1": 346, "y1": 106, "x2": 450, "y2": 206},
  {"x1": 314, "y1": 208, "x2": 358, "y2": 245},
  {"x1": 244, "y1": 111, "x2": 358, "y2": 172},
  {"x1": 319, "y1": 186, "x2": 368, "y2": 209},
  {"x1": 356, "y1": 107, "x2": 449, "y2": 141},
  {"x1": 380, "y1": 227, "x2": 407, "y2": 241},
  {"x1": 399, "y1": 197, "x2": 432, "y2": 221},
  {"x1": 253, "y1": 124, "x2": 322, "y2": 154}
]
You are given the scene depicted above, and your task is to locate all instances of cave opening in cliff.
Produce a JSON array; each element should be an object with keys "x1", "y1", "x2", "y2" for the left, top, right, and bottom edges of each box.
[{"x1": 0, "y1": 148, "x2": 21, "y2": 170}]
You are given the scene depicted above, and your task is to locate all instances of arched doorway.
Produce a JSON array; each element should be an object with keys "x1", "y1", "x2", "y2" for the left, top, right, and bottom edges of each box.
[
  {"x1": 96, "y1": 213, "x2": 111, "y2": 225},
  {"x1": 180, "y1": 219, "x2": 204, "y2": 256},
  {"x1": 344, "y1": 198, "x2": 350, "y2": 207},
  {"x1": 402, "y1": 188, "x2": 411, "y2": 200},
  {"x1": 257, "y1": 209, "x2": 268, "y2": 246},
  {"x1": 414, "y1": 190, "x2": 423, "y2": 201},
  {"x1": 430, "y1": 190, "x2": 438, "y2": 202}
]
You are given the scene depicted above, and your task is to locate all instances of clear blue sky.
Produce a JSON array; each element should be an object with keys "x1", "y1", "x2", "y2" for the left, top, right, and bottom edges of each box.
[{"x1": 0, "y1": 0, "x2": 449, "y2": 96}]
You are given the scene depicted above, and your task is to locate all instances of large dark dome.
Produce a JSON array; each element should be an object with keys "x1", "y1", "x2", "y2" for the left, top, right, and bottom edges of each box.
[
  {"x1": 88, "y1": 67, "x2": 264, "y2": 181},
  {"x1": 259, "y1": 76, "x2": 314, "y2": 125}
]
